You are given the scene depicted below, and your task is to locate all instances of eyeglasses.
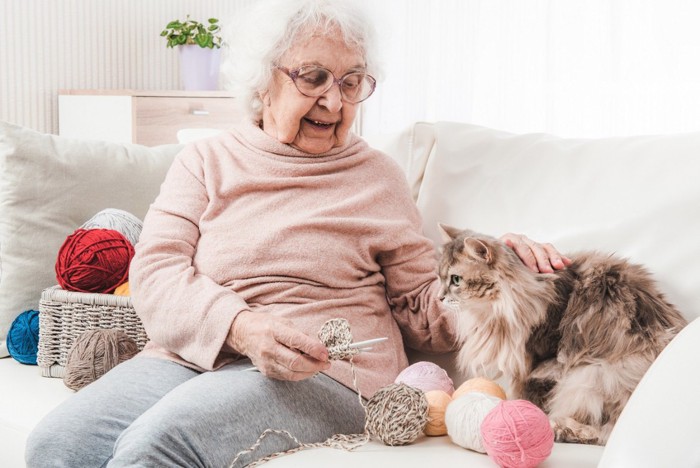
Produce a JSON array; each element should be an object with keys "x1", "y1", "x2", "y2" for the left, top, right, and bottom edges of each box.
[{"x1": 275, "y1": 65, "x2": 376, "y2": 104}]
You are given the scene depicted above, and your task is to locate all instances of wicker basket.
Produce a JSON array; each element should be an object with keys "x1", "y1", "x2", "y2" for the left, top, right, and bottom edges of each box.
[{"x1": 37, "y1": 285, "x2": 148, "y2": 378}]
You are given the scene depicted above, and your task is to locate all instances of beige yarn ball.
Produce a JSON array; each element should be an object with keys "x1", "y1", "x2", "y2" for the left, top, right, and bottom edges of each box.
[
  {"x1": 63, "y1": 328, "x2": 139, "y2": 391},
  {"x1": 424, "y1": 390, "x2": 452, "y2": 436},
  {"x1": 453, "y1": 377, "x2": 507, "y2": 401},
  {"x1": 365, "y1": 383, "x2": 429, "y2": 446},
  {"x1": 445, "y1": 392, "x2": 501, "y2": 453}
]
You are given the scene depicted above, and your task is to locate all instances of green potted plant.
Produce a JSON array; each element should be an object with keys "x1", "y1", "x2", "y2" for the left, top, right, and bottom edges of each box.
[{"x1": 161, "y1": 15, "x2": 224, "y2": 91}]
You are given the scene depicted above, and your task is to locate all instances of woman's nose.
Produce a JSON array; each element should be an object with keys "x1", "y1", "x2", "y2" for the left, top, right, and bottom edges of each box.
[{"x1": 318, "y1": 84, "x2": 343, "y2": 113}]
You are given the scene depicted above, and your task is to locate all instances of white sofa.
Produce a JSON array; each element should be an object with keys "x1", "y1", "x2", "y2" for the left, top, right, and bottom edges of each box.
[{"x1": 2, "y1": 120, "x2": 700, "y2": 467}]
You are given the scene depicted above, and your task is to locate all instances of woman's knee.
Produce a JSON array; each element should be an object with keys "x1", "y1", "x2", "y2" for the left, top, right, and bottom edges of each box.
[
  {"x1": 109, "y1": 416, "x2": 204, "y2": 468},
  {"x1": 25, "y1": 416, "x2": 107, "y2": 468}
]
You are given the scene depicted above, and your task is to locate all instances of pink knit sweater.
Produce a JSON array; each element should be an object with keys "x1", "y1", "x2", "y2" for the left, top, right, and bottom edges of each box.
[{"x1": 130, "y1": 121, "x2": 458, "y2": 397}]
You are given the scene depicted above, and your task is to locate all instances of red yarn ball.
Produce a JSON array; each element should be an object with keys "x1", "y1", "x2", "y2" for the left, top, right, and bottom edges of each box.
[
  {"x1": 55, "y1": 228, "x2": 135, "y2": 294},
  {"x1": 480, "y1": 400, "x2": 554, "y2": 468}
]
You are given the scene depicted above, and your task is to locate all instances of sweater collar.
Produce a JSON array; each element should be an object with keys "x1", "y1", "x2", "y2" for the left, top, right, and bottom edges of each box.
[{"x1": 232, "y1": 120, "x2": 365, "y2": 161}]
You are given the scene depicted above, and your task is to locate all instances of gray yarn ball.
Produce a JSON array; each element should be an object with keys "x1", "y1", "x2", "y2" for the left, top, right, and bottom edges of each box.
[
  {"x1": 81, "y1": 208, "x2": 143, "y2": 246},
  {"x1": 364, "y1": 383, "x2": 429, "y2": 446}
]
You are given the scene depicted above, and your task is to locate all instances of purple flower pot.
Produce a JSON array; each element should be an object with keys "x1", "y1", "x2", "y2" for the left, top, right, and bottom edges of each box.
[{"x1": 179, "y1": 45, "x2": 221, "y2": 91}]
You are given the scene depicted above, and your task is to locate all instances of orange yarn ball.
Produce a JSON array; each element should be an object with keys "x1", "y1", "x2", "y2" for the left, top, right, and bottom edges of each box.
[
  {"x1": 55, "y1": 228, "x2": 134, "y2": 294},
  {"x1": 424, "y1": 390, "x2": 452, "y2": 436},
  {"x1": 453, "y1": 377, "x2": 507, "y2": 401},
  {"x1": 114, "y1": 282, "x2": 130, "y2": 296}
]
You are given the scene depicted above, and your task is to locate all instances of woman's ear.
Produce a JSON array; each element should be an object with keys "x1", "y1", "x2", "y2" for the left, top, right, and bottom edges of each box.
[{"x1": 259, "y1": 90, "x2": 271, "y2": 107}]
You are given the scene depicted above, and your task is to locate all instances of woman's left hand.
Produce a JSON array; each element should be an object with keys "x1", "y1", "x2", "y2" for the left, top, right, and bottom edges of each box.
[{"x1": 500, "y1": 233, "x2": 572, "y2": 273}]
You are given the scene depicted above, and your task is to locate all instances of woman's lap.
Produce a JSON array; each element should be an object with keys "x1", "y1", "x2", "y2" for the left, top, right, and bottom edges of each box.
[{"x1": 25, "y1": 357, "x2": 365, "y2": 468}]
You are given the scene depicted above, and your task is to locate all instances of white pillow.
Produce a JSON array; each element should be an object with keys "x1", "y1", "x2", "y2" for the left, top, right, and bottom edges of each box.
[
  {"x1": 416, "y1": 121, "x2": 700, "y2": 323},
  {"x1": 0, "y1": 122, "x2": 181, "y2": 357}
]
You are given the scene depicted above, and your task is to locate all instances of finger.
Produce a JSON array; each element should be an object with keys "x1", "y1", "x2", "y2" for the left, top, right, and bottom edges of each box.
[
  {"x1": 505, "y1": 236, "x2": 539, "y2": 272},
  {"x1": 276, "y1": 327, "x2": 330, "y2": 363},
  {"x1": 273, "y1": 344, "x2": 331, "y2": 374},
  {"x1": 257, "y1": 360, "x2": 318, "y2": 381},
  {"x1": 251, "y1": 345, "x2": 321, "y2": 381},
  {"x1": 522, "y1": 237, "x2": 555, "y2": 273},
  {"x1": 541, "y1": 243, "x2": 571, "y2": 270}
]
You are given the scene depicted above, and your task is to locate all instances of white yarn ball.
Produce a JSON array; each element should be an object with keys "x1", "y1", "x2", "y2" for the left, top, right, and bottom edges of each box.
[
  {"x1": 445, "y1": 391, "x2": 501, "y2": 453},
  {"x1": 81, "y1": 208, "x2": 143, "y2": 246}
]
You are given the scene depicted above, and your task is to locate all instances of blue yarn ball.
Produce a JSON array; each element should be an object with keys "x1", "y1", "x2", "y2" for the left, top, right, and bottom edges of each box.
[{"x1": 6, "y1": 309, "x2": 40, "y2": 365}]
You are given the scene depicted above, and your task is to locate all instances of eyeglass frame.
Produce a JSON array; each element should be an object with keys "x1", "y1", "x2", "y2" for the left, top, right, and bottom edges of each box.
[{"x1": 274, "y1": 65, "x2": 377, "y2": 104}]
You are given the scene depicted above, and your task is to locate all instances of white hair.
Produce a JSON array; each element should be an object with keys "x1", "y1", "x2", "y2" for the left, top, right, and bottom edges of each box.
[{"x1": 220, "y1": 0, "x2": 380, "y2": 121}]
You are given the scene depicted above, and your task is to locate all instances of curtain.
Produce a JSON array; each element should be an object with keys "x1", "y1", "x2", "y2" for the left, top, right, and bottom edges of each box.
[{"x1": 359, "y1": 0, "x2": 700, "y2": 138}]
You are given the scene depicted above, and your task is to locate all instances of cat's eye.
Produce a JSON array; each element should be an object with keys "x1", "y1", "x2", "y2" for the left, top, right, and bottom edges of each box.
[{"x1": 450, "y1": 274, "x2": 462, "y2": 286}]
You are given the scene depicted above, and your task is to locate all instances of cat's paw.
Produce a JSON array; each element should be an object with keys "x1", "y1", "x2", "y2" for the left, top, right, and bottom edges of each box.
[{"x1": 550, "y1": 417, "x2": 601, "y2": 445}]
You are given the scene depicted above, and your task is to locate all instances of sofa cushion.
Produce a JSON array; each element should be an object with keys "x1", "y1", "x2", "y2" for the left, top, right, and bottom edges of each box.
[
  {"x1": 0, "y1": 122, "x2": 181, "y2": 357},
  {"x1": 598, "y1": 316, "x2": 700, "y2": 468},
  {"x1": 0, "y1": 358, "x2": 72, "y2": 467},
  {"x1": 415, "y1": 121, "x2": 700, "y2": 323}
]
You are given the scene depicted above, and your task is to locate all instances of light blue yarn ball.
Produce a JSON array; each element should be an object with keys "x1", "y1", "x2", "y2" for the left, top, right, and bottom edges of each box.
[
  {"x1": 80, "y1": 208, "x2": 143, "y2": 246},
  {"x1": 6, "y1": 309, "x2": 40, "y2": 365}
]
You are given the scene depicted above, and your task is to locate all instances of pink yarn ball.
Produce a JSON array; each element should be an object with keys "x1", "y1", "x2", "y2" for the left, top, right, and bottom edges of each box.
[
  {"x1": 480, "y1": 400, "x2": 554, "y2": 468},
  {"x1": 395, "y1": 361, "x2": 455, "y2": 395}
]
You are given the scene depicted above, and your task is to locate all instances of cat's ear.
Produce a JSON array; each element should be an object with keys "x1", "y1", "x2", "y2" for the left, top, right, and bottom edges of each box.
[
  {"x1": 438, "y1": 223, "x2": 462, "y2": 242},
  {"x1": 464, "y1": 237, "x2": 494, "y2": 264}
]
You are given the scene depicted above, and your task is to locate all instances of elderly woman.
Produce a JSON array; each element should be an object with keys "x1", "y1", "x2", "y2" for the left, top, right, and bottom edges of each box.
[{"x1": 26, "y1": 1, "x2": 568, "y2": 467}]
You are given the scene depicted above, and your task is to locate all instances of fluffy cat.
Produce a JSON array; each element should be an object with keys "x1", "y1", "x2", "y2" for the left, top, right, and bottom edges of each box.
[{"x1": 438, "y1": 225, "x2": 687, "y2": 445}]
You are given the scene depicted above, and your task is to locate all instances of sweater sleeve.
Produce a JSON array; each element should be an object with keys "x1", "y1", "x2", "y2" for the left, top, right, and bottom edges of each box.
[
  {"x1": 377, "y1": 167, "x2": 460, "y2": 354},
  {"x1": 129, "y1": 146, "x2": 250, "y2": 370}
]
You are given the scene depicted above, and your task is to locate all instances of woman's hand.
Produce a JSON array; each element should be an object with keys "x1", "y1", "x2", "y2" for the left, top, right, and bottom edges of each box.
[
  {"x1": 500, "y1": 233, "x2": 572, "y2": 273},
  {"x1": 226, "y1": 311, "x2": 331, "y2": 381}
]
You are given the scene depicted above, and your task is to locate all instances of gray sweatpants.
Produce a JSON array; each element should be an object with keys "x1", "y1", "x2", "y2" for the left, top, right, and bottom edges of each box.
[{"x1": 25, "y1": 357, "x2": 366, "y2": 468}]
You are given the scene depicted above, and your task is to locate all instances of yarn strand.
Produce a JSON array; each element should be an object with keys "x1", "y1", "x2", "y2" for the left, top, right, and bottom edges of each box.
[{"x1": 229, "y1": 319, "x2": 371, "y2": 468}]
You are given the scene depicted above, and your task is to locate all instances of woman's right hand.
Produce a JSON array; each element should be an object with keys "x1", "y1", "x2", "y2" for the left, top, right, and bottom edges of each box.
[{"x1": 226, "y1": 311, "x2": 331, "y2": 381}]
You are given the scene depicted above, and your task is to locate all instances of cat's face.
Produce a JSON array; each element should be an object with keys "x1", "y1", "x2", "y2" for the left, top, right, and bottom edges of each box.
[{"x1": 438, "y1": 225, "x2": 521, "y2": 310}]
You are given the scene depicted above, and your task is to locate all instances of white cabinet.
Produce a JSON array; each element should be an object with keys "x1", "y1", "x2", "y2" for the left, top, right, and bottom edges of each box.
[{"x1": 58, "y1": 90, "x2": 241, "y2": 146}]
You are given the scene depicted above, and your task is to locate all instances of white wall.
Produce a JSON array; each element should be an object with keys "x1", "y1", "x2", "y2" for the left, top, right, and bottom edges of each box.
[
  {"x1": 4, "y1": 0, "x2": 700, "y2": 138},
  {"x1": 0, "y1": 0, "x2": 250, "y2": 134},
  {"x1": 360, "y1": 0, "x2": 700, "y2": 138}
]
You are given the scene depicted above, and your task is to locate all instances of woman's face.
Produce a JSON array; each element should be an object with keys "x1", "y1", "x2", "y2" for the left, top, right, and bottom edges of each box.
[{"x1": 260, "y1": 31, "x2": 365, "y2": 154}]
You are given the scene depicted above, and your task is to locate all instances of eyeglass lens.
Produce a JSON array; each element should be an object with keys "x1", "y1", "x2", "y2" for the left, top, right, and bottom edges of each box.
[{"x1": 294, "y1": 67, "x2": 375, "y2": 103}]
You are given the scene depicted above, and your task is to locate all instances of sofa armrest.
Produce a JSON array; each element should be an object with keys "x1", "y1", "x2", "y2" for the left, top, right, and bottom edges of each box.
[{"x1": 598, "y1": 317, "x2": 700, "y2": 467}]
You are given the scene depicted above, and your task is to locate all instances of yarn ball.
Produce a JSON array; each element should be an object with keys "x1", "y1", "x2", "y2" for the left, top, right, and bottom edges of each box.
[
  {"x1": 481, "y1": 399, "x2": 554, "y2": 468},
  {"x1": 445, "y1": 391, "x2": 501, "y2": 453},
  {"x1": 63, "y1": 329, "x2": 139, "y2": 391},
  {"x1": 424, "y1": 390, "x2": 452, "y2": 436},
  {"x1": 394, "y1": 361, "x2": 455, "y2": 395},
  {"x1": 80, "y1": 208, "x2": 143, "y2": 246},
  {"x1": 365, "y1": 382, "x2": 429, "y2": 446},
  {"x1": 55, "y1": 228, "x2": 135, "y2": 294},
  {"x1": 453, "y1": 377, "x2": 507, "y2": 401},
  {"x1": 114, "y1": 281, "x2": 130, "y2": 296},
  {"x1": 6, "y1": 309, "x2": 40, "y2": 365}
]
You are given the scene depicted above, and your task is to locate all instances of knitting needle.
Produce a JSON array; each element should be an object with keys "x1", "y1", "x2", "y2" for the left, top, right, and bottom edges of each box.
[
  {"x1": 348, "y1": 337, "x2": 388, "y2": 349},
  {"x1": 241, "y1": 338, "x2": 387, "y2": 372}
]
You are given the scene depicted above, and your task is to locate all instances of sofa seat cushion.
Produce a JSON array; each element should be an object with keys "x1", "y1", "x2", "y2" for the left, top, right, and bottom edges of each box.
[
  {"x1": 0, "y1": 357, "x2": 602, "y2": 468},
  {"x1": 0, "y1": 358, "x2": 72, "y2": 467},
  {"x1": 263, "y1": 436, "x2": 603, "y2": 467}
]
